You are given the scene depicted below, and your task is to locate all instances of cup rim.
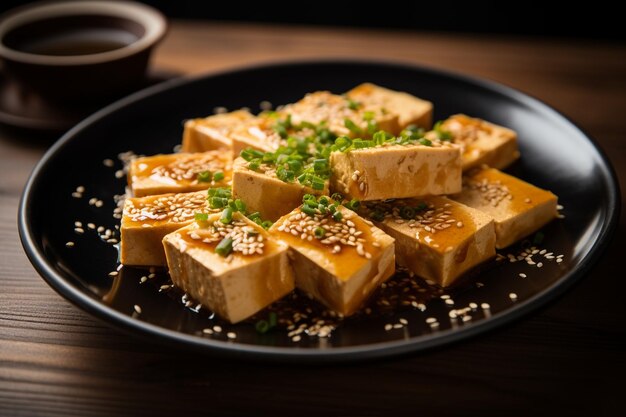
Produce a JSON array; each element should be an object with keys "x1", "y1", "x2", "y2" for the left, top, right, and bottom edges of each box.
[{"x1": 0, "y1": 0, "x2": 167, "y2": 66}]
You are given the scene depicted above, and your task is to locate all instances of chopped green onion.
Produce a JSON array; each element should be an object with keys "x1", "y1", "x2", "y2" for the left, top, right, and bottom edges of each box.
[
  {"x1": 220, "y1": 207, "x2": 233, "y2": 224},
  {"x1": 194, "y1": 212, "x2": 209, "y2": 221},
  {"x1": 240, "y1": 148, "x2": 265, "y2": 161},
  {"x1": 331, "y1": 193, "x2": 343, "y2": 202},
  {"x1": 302, "y1": 205, "x2": 317, "y2": 216},
  {"x1": 418, "y1": 138, "x2": 432, "y2": 147},
  {"x1": 215, "y1": 237, "x2": 233, "y2": 257},
  {"x1": 371, "y1": 211, "x2": 385, "y2": 222},
  {"x1": 400, "y1": 206, "x2": 415, "y2": 220},
  {"x1": 234, "y1": 199, "x2": 246, "y2": 212},
  {"x1": 208, "y1": 197, "x2": 229, "y2": 209},
  {"x1": 314, "y1": 227, "x2": 326, "y2": 238},
  {"x1": 213, "y1": 171, "x2": 225, "y2": 182},
  {"x1": 344, "y1": 118, "x2": 362, "y2": 134},
  {"x1": 268, "y1": 312, "x2": 277, "y2": 327},
  {"x1": 261, "y1": 220, "x2": 273, "y2": 229},
  {"x1": 255, "y1": 320, "x2": 270, "y2": 333},
  {"x1": 347, "y1": 98, "x2": 361, "y2": 110},
  {"x1": 332, "y1": 211, "x2": 343, "y2": 222},
  {"x1": 197, "y1": 171, "x2": 212, "y2": 182},
  {"x1": 434, "y1": 121, "x2": 453, "y2": 141}
]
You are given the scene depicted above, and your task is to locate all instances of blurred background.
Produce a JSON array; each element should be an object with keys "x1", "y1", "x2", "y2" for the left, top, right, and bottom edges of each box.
[{"x1": 1, "y1": 0, "x2": 624, "y2": 41}]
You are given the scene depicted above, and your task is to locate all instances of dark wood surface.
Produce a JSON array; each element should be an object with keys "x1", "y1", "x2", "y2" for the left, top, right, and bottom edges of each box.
[{"x1": 1, "y1": 21, "x2": 624, "y2": 416}]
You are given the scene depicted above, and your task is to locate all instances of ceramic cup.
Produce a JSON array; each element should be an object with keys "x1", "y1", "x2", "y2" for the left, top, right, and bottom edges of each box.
[{"x1": 0, "y1": 1, "x2": 167, "y2": 103}]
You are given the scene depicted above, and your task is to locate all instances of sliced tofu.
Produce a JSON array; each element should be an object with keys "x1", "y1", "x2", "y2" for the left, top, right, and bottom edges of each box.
[
  {"x1": 120, "y1": 191, "x2": 215, "y2": 266},
  {"x1": 346, "y1": 83, "x2": 433, "y2": 130},
  {"x1": 330, "y1": 141, "x2": 462, "y2": 201},
  {"x1": 162, "y1": 212, "x2": 294, "y2": 323},
  {"x1": 129, "y1": 151, "x2": 232, "y2": 197},
  {"x1": 181, "y1": 110, "x2": 257, "y2": 153},
  {"x1": 361, "y1": 196, "x2": 496, "y2": 287},
  {"x1": 231, "y1": 157, "x2": 329, "y2": 221},
  {"x1": 230, "y1": 116, "x2": 284, "y2": 156},
  {"x1": 279, "y1": 91, "x2": 400, "y2": 137},
  {"x1": 428, "y1": 114, "x2": 519, "y2": 171},
  {"x1": 451, "y1": 167, "x2": 558, "y2": 249},
  {"x1": 269, "y1": 204, "x2": 395, "y2": 316}
]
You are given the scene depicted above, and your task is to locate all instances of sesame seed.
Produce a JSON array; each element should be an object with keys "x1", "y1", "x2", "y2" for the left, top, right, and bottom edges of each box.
[
  {"x1": 108, "y1": 271, "x2": 118, "y2": 277},
  {"x1": 65, "y1": 241, "x2": 75, "y2": 247},
  {"x1": 159, "y1": 284, "x2": 171, "y2": 291},
  {"x1": 87, "y1": 223, "x2": 95, "y2": 230},
  {"x1": 509, "y1": 293, "x2": 518, "y2": 301},
  {"x1": 76, "y1": 186, "x2": 85, "y2": 193},
  {"x1": 74, "y1": 227, "x2": 84, "y2": 234},
  {"x1": 202, "y1": 328, "x2": 214, "y2": 335},
  {"x1": 399, "y1": 318, "x2": 408, "y2": 325},
  {"x1": 519, "y1": 273, "x2": 527, "y2": 278},
  {"x1": 456, "y1": 221, "x2": 463, "y2": 228},
  {"x1": 292, "y1": 335, "x2": 301, "y2": 342},
  {"x1": 227, "y1": 332, "x2": 237, "y2": 339},
  {"x1": 440, "y1": 294, "x2": 450, "y2": 300},
  {"x1": 133, "y1": 305, "x2": 142, "y2": 314},
  {"x1": 537, "y1": 262, "x2": 543, "y2": 268},
  {"x1": 462, "y1": 315, "x2": 472, "y2": 322},
  {"x1": 103, "y1": 159, "x2": 114, "y2": 167},
  {"x1": 384, "y1": 324, "x2": 392, "y2": 331},
  {"x1": 72, "y1": 192, "x2": 82, "y2": 198},
  {"x1": 481, "y1": 303, "x2": 490, "y2": 309},
  {"x1": 115, "y1": 170, "x2": 124, "y2": 179},
  {"x1": 213, "y1": 325, "x2": 222, "y2": 333},
  {"x1": 469, "y1": 302, "x2": 478, "y2": 309},
  {"x1": 445, "y1": 299, "x2": 454, "y2": 306},
  {"x1": 449, "y1": 311, "x2": 457, "y2": 318},
  {"x1": 426, "y1": 317, "x2": 437, "y2": 324},
  {"x1": 95, "y1": 200, "x2": 104, "y2": 208},
  {"x1": 140, "y1": 276, "x2": 148, "y2": 283}
]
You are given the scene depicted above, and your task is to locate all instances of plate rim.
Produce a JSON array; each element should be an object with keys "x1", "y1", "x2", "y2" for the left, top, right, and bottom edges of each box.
[{"x1": 18, "y1": 59, "x2": 622, "y2": 362}]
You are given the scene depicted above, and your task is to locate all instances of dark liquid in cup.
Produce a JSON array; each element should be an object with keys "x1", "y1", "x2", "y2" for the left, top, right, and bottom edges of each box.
[{"x1": 17, "y1": 28, "x2": 137, "y2": 56}]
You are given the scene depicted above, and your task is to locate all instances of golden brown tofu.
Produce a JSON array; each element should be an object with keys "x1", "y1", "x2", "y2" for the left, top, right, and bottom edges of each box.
[
  {"x1": 451, "y1": 167, "x2": 558, "y2": 248},
  {"x1": 231, "y1": 157, "x2": 329, "y2": 221},
  {"x1": 430, "y1": 114, "x2": 519, "y2": 171},
  {"x1": 330, "y1": 141, "x2": 462, "y2": 201},
  {"x1": 361, "y1": 196, "x2": 496, "y2": 287},
  {"x1": 129, "y1": 151, "x2": 232, "y2": 197},
  {"x1": 181, "y1": 110, "x2": 257, "y2": 152},
  {"x1": 163, "y1": 212, "x2": 294, "y2": 323},
  {"x1": 120, "y1": 191, "x2": 216, "y2": 266},
  {"x1": 346, "y1": 83, "x2": 433, "y2": 130},
  {"x1": 279, "y1": 91, "x2": 400, "y2": 137},
  {"x1": 230, "y1": 116, "x2": 284, "y2": 156},
  {"x1": 269, "y1": 203, "x2": 395, "y2": 316}
]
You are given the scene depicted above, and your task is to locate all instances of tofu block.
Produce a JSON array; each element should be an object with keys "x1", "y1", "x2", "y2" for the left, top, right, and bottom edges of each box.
[
  {"x1": 279, "y1": 91, "x2": 400, "y2": 137},
  {"x1": 230, "y1": 116, "x2": 284, "y2": 156},
  {"x1": 330, "y1": 141, "x2": 462, "y2": 201},
  {"x1": 129, "y1": 151, "x2": 232, "y2": 197},
  {"x1": 346, "y1": 83, "x2": 433, "y2": 130},
  {"x1": 121, "y1": 191, "x2": 216, "y2": 266},
  {"x1": 163, "y1": 212, "x2": 294, "y2": 323},
  {"x1": 430, "y1": 114, "x2": 519, "y2": 171},
  {"x1": 270, "y1": 204, "x2": 395, "y2": 316},
  {"x1": 361, "y1": 196, "x2": 496, "y2": 287},
  {"x1": 451, "y1": 167, "x2": 558, "y2": 248},
  {"x1": 231, "y1": 157, "x2": 329, "y2": 221},
  {"x1": 181, "y1": 110, "x2": 256, "y2": 152}
]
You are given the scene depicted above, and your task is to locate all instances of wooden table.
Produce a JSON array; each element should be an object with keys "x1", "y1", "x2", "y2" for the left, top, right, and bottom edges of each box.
[{"x1": 1, "y1": 21, "x2": 624, "y2": 416}]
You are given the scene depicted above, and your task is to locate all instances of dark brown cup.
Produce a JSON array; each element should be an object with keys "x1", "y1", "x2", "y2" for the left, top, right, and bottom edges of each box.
[{"x1": 0, "y1": 1, "x2": 167, "y2": 103}]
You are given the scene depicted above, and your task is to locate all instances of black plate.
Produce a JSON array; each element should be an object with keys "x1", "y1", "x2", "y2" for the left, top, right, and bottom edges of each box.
[{"x1": 19, "y1": 61, "x2": 620, "y2": 362}]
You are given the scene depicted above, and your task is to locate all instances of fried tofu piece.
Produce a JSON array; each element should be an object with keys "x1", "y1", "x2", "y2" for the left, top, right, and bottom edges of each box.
[
  {"x1": 181, "y1": 110, "x2": 257, "y2": 152},
  {"x1": 279, "y1": 91, "x2": 400, "y2": 137},
  {"x1": 230, "y1": 116, "x2": 284, "y2": 156},
  {"x1": 162, "y1": 212, "x2": 294, "y2": 323},
  {"x1": 451, "y1": 167, "x2": 558, "y2": 249},
  {"x1": 231, "y1": 157, "x2": 329, "y2": 221},
  {"x1": 330, "y1": 141, "x2": 462, "y2": 201},
  {"x1": 120, "y1": 191, "x2": 215, "y2": 266},
  {"x1": 269, "y1": 204, "x2": 395, "y2": 316},
  {"x1": 430, "y1": 114, "x2": 519, "y2": 171},
  {"x1": 361, "y1": 196, "x2": 496, "y2": 287},
  {"x1": 346, "y1": 83, "x2": 433, "y2": 130},
  {"x1": 129, "y1": 151, "x2": 232, "y2": 197}
]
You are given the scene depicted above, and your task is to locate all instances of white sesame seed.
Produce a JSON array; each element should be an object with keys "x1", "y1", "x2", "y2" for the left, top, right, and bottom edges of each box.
[
  {"x1": 140, "y1": 276, "x2": 148, "y2": 283},
  {"x1": 449, "y1": 311, "x2": 457, "y2": 318},
  {"x1": 74, "y1": 227, "x2": 84, "y2": 234},
  {"x1": 384, "y1": 324, "x2": 393, "y2": 331},
  {"x1": 202, "y1": 328, "x2": 214, "y2": 335},
  {"x1": 108, "y1": 271, "x2": 118, "y2": 277},
  {"x1": 462, "y1": 315, "x2": 472, "y2": 322},
  {"x1": 445, "y1": 299, "x2": 454, "y2": 306},
  {"x1": 227, "y1": 332, "x2": 237, "y2": 339},
  {"x1": 133, "y1": 305, "x2": 142, "y2": 314},
  {"x1": 469, "y1": 302, "x2": 478, "y2": 309},
  {"x1": 103, "y1": 159, "x2": 114, "y2": 167},
  {"x1": 399, "y1": 318, "x2": 408, "y2": 325},
  {"x1": 159, "y1": 284, "x2": 171, "y2": 291},
  {"x1": 481, "y1": 303, "x2": 490, "y2": 309},
  {"x1": 426, "y1": 317, "x2": 437, "y2": 324},
  {"x1": 456, "y1": 221, "x2": 463, "y2": 228},
  {"x1": 440, "y1": 294, "x2": 450, "y2": 300},
  {"x1": 519, "y1": 273, "x2": 527, "y2": 278},
  {"x1": 509, "y1": 293, "x2": 518, "y2": 301},
  {"x1": 292, "y1": 335, "x2": 301, "y2": 342},
  {"x1": 213, "y1": 325, "x2": 222, "y2": 333},
  {"x1": 115, "y1": 170, "x2": 124, "y2": 179},
  {"x1": 537, "y1": 262, "x2": 543, "y2": 268},
  {"x1": 87, "y1": 223, "x2": 95, "y2": 230}
]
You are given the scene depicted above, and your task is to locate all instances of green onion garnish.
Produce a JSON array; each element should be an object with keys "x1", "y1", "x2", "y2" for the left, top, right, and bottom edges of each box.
[
  {"x1": 215, "y1": 237, "x2": 233, "y2": 257},
  {"x1": 347, "y1": 98, "x2": 360, "y2": 110},
  {"x1": 220, "y1": 207, "x2": 233, "y2": 224},
  {"x1": 197, "y1": 171, "x2": 212, "y2": 182},
  {"x1": 213, "y1": 171, "x2": 225, "y2": 182},
  {"x1": 194, "y1": 212, "x2": 209, "y2": 221},
  {"x1": 314, "y1": 227, "x2": 326, "y2": 238},
  {"x1": 332, "y1": 211, "x2": 343, "y2": 222},
  {"x1": 255, "y1": 320, "x2": 270, "y2": 333},
  {"x1": 268, "y1": 312, "x2": 277, "y2": 327},
  {"x1": 344, "y1": 118, "x2": 362, "y2": 134}
]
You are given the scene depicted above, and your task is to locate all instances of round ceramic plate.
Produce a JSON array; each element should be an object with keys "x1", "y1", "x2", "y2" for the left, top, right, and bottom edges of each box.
[{"x1": 19, "y1": 61, "x2": 620, "y2": 362}]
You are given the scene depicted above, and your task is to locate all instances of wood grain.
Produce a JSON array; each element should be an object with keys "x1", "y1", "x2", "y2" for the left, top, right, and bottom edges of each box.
[{"x1": 1, "y1": 21, "x2": 624, "y2": 416}]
